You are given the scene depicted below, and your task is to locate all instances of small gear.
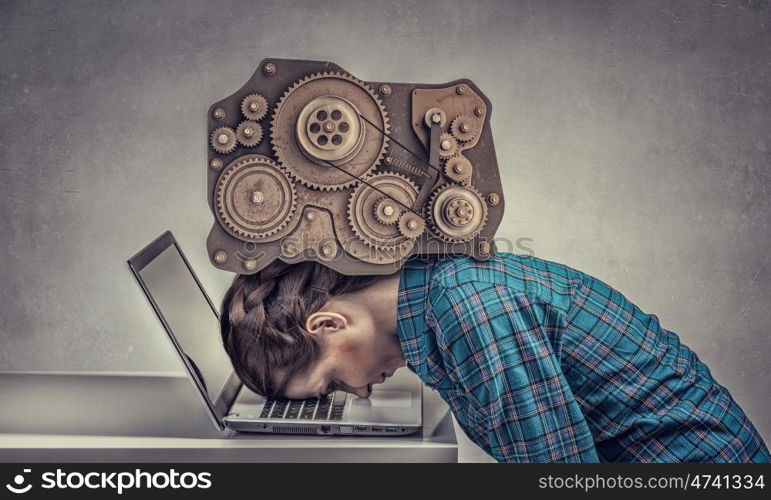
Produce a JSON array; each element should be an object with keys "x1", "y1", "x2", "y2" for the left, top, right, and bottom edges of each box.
[
  {"x1": 438, "y1": 133, "x2": 459, "y2": 158},
  {"x1": 373, "y1": 197, "x2": 401, "y2": 225},
  {"x1": 397, "y1": 212, "x2": 426, "y2": 239},
  {"x1": 236, "y1": 121, "x2": 263, "y2": 147},
  {"x1": 427, "y1": 183, "x2": 488, "y2": 243},
  {"x1": 215, "y1": 155, "x2": 298, "y2": 240},
  {"x1": 443, "y1": 156, "x2": 473, "y2": 184},
  {"x1": 210, "y1": 126, "x2": 237, "y2": 154},
  {"x1": 241, "y1": 93, "x2": 269, "y2": 121},
  {"x1": 347, "y1": 171, "x2": 418, "y2": 249},
  {"x1": 450, "y1": 115, "x2": 478, "y2": 142},
  {"x1": 271, "y1": 71, "x2": 390, "y2": 191}
]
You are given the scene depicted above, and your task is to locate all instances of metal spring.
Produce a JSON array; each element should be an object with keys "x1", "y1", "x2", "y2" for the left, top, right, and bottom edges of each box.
[{"x1": 387, "y1": 157, "x2": 430, "y2": 178}]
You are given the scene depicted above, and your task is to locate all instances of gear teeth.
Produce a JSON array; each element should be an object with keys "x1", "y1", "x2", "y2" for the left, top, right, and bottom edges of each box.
[
  {"x1": 270, "y1": 70, "x2": 391, "y2": 191},
  {"x1": 398, "y1": 212, "x2": 426, "y2": 239},
  {"x1": 373, "y1": 197, "x2": 401, "y2": 225},
  {"x1": 426, "y1": 183, "x2": 488, "y2": 243},
  {"x1": 241, "y1": 93, "x2": 269, "y2": 121},
  {"x1": 210, "y1": 126, "x2": 237, "y2": 154},
  {"x1": 236, "y1": 121, "x2": 263, "y2": 147},
  {"x1": 450, "y1": 114, "x2": 477, "y2": 143},
  {"x1": 215, "y1": 155, "x2": 298, "y2": 240},
  {"x1": 347, "y1": 171, "x2": 419, "y2": 249}
]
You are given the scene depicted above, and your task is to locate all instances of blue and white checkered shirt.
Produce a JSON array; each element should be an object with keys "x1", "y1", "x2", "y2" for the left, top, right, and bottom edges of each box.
[{"x1": 396, "y1": 253, "x2": 770, "y2": 463}]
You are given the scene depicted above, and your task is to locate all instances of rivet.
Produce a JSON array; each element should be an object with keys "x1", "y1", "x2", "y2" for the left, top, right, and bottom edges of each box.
[
  {"x1": 456, "y1": 85, "x2": 466, "y2": 95},
  {"x1": 213, "y1": 250, "x2": 228, "y2": 264},
  {"x1": 379, "y1": 84, "x2": 392, "y2": 97},
  {"x1": 212, "y1": 108, "x2": 225, "y2": 120},
  {"x1": 210, "y1": 158, "x2": 223, "y2": 169},
  {"x1": 486, "y1": 192, "x2": 500, "y2": 206},
  {"x1": 244, "y1": 259, "x2": 257, "y2": 271},
  {"x1": 475, "y1": 106, "x2": 485, "y2": 117},
  {"x1": 263, "y1": 62, "x2": 276, "y2": 76},
  {"x1": 306, "y1": 211, "x2": 315, "y2": 221}
]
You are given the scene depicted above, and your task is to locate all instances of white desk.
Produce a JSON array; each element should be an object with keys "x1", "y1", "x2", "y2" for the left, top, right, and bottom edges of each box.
[{"x1": 0, "y1": 371, "x2": 457, "y2": 462}]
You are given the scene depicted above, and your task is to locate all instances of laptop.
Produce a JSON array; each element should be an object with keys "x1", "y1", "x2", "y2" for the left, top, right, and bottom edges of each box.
[{"x1": 127, "y1": 231, "x2": 422, "y2": 436}]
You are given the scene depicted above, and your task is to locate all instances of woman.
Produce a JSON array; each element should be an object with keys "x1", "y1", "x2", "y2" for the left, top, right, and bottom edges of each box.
[{"x1": 219, "y1": 252, "x2": 770, "y2": 463}]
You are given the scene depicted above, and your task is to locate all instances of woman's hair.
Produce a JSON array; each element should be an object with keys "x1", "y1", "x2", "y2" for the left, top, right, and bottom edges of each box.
[{"x1": 219, "y1": 259, "x2": 381, "y2": 399}]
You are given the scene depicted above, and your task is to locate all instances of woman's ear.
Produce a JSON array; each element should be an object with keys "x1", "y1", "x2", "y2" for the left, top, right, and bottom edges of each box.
[{"x1": 305, "y1": 311, "x2": 348, "y2": 335}]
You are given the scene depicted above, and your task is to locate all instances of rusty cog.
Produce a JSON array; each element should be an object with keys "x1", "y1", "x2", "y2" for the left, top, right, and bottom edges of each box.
[
  {"x1": 397, "y1": 212, "x2": 426, "y2": 239},
  {"x1": 373, "y1": 197, "x2": 402, "y2": 225},
  {"x1": 215, "y1": 155, "x2": 298, "y2": 241},
  {"x1": 241, "y1": 93, "x2": 269, "y2": 121},
  {"x1": 438, "y1": 133, "x2": 459, "y2": 159},
  {"x1": 427, "y1": 183, "x2": 488, "y2": 243},
  {"x1": 236, "y1": 121, "x2": 264, "y2": 147},
  {"x1": 443, "y1": 155, "x2": 473, "y2": 184},
  {"x1": 347, "y1": 171, "x2": 418, "y2": 249},
  {"x1": 271, "y1": 71, "x2": 390, "y2": 191},
  {"x1": 450, "y1": 114, "x2": 478, "y2": 142},
  {"x1": 210, "y1": 126, "x2": 237, "y2": 154}
]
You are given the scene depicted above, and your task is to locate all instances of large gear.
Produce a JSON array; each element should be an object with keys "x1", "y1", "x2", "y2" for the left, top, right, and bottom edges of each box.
[
  {"x1": 236, "y1": 121, "x2": 263, "y2": 147},
  {"x1": 397, "y1": 212, "x2": 426, "y2": 239},
  {"x1": 347, "y1": 171, "x2": 418, "y2": 249},
  {"x1": 444, "y1": 155, "x2": 473, "y2": 184},
  {"x1": 450, "y1": 114, "x2": 478, "y2": 142},
  {"x1": 271, "y1": 71, "x2": 390, "y2": 191},
  {"x1": 427, "y1": 184, "x2": 488, "y2": 243},
  {"x1": 215, "y1": 155, "x2": 298, "y2": 240},
  {"x1": 438, "y1": 133, "x2": 459, "y2": 158},
  {"x1": 210, "y1": 126, "x2": 237, "y2": 154},
  {"x1": 241, "y1": 93, "x2": 269, "y2": 121}
]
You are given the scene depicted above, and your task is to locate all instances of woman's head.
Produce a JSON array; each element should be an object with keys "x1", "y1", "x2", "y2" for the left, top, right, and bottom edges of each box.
[{"x1": 219, "y1": 259, "x2": 405, "y2": 400}]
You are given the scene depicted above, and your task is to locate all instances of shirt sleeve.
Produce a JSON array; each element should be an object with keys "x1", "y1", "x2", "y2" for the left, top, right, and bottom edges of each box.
[{"x1": 427, "y1": 280, "x2": 600, "y2": 463}]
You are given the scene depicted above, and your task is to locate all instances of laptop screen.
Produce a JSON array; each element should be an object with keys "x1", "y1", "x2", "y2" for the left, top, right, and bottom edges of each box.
[{"x1": 137, "y1": 244, "x2": 234, "y2": 403}]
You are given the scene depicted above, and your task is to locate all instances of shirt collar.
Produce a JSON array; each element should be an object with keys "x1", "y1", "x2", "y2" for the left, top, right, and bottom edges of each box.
[{"x1": 396, "y1": 256, "x2": 438, "y2": 380}]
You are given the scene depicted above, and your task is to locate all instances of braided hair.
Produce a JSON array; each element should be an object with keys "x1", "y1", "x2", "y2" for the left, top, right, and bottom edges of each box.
[{"x1": 219, "y1": 259, "x2": 382, "y2": 398}]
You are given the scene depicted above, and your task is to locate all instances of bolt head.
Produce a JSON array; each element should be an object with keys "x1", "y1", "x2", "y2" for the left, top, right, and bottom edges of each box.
[
  {"x1": 251, "y1": 191, "x2": 264, "y2": 203},
  {"x1": 479, "y1": 241, "x2": 491, "y2": 254},
  {"x1": 379, "y1": 84, "x2": 392, "y2": 96},
  {"x1": 431, "y1": 113, "x2": 442, "y2": 124},
  {"x1": 249, "y1": 101, "x2": 259, "y2": 112},
  {"x1": 324, "y1": 121, "x2": 335, "y2": 132},
  {"x1": 475, "y1": 106, "x2": 485, "y2": 117},
  {"x1": 210, "y1": 158, "x2": 223, "y2": 169},
  {"x1": 486, "y1": 192, "x2": 500, "y2": 206},
  {"x1": 263, "y1": 62, "x2": 276, "y2": 75},
  {"x1": 322, "y1": 244, "x2": 334, "y2": 256},
  {"x1": 244, "y1": 259, "x2": 257, "y2": 271},
  {"x1": 384, "y1": 156, "x2": 393, "y2": 165},
  {"x1": 213, "y1": 108, "x2": 225, "y2": 119},
  {"x1": 461, "y1": 123, "x2": 470, "y2": 132},
  {"x1": 441, "y1": 140, "x2": 452, "y2": 150},
  {"x1": 306, "y1": 211, "x2": 315, "y2": 220},
  {"x1": 213, "y1": 250, "x2": 228, "y2": 264},
  {"x1": 217, "y1": 133, "x2": 229, "y2": 145},
  {"x1": 383, "y1": 205, "x2": 394, "y2": 216},
  {"x1": 453, "y1": 164, "x2": 464, "y2": 173},
  {"x1": 456, "y1": 85, "x2": 466, "y2": 95},
  {"x1": 407, "y1": 219, "x2": 418, "y2": 229}
]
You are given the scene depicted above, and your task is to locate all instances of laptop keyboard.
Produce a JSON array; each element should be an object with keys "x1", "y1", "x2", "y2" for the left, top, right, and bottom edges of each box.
[{"x1": 259, "y1": 393, "x2": 345, "y2": 421}]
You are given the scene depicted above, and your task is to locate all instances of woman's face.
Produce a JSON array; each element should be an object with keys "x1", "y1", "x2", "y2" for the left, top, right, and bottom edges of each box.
[{"x1": 281, "y1": 311, "x2": 405, "y2": 400}]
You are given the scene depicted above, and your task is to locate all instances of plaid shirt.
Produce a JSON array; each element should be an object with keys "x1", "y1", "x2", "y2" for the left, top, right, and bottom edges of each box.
[{"x1": 396, "y1": 253, "x2": 770, "y2": 463}]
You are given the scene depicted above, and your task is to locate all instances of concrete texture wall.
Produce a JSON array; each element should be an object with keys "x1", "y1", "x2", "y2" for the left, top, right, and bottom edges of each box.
[{"x1": 1, "y1": 0, "x2": 769, "y2": 446}]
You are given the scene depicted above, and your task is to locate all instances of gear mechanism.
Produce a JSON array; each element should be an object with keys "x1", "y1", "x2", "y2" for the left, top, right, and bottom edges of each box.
[
  {"x1": 271, "y1": 71, "x2": 390, "y2": 191},
  {"x1": 398, "y1": 212, "x2": 426, "y2": 239},
  {"x1": 450, "y1": 114, "x2": 478, "y2": 142},
  {"x1": 374, "y1": 197, "x2": 402, "y2": 225},
  {"x1": 215, "y1": 155, "x2": 298, "y2": 240},
  {"x1": 427, "y1": 184, "x2": 488, "y2": 243},
  {"x1": 210, "y1": 126, "x2": 237, "y2": 154},
  {"x1": 347, "y1": 172, "x2": 418, "y2": 249},
  {"x1": 241, "y1": 93, "x2": 269, "y2": 121},
  {"x1": 438, "y1": 133, "x2": 459, "y2": 159},
  {"x1": 444, "y1": 156, "x2": 473, "y2": 184},
  {"x1": 236, "y1": 121, "x2": 263, "y2": 147}
]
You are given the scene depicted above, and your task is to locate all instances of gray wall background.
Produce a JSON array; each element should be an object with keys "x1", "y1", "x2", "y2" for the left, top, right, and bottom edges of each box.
[{"x1": 1, "y1": 0, "x2": 769, "y2": 448}]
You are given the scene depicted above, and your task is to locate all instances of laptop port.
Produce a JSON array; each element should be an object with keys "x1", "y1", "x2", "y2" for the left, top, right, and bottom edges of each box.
[
  {"x1": 355, "y1": 426, "x2": 368, "y2": 431},
  {"x1": 320, "y1": 425, "x2": 331, "y2": 432},
  {"x1": 371, "y1": 427, "x2": 382, "y2": 432},
  {"x1": 385, "y1": 427, "x2": 397, "y2": 432},
  {"x1": 339, "y1": 425, "x2": 354, "y2": 434}
]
